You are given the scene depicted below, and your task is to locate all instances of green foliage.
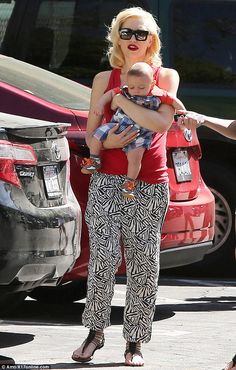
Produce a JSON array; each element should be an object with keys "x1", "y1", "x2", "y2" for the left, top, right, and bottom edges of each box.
[{"x1": 175, "y1": 57, "x2": 236, "y2": 85}]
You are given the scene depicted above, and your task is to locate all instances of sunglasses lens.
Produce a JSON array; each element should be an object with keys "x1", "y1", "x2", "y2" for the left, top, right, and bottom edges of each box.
[
  {"x1": 119, "y1": 28, "x2": 149, "y2": 41},
  {"x1": 135, "y1": 30, "x2": 149, "y2": 41},
  {"x1": 119, "y1": 29, "x2": 132, "y2": 40}
]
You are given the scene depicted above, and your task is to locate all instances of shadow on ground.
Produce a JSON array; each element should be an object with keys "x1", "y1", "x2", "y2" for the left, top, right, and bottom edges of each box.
[
  {"x1": 1, "y1": 299, "x2": 174, "y2": 326},
  {"x1": 0, "y1": 332, "x2": 34, "y2": 348},
  {"x1": 1, "y1": 277, "x2": 235, "y2": 329}
]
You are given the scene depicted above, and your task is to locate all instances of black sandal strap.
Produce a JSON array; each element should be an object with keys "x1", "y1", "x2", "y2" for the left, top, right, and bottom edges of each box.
[
  {"x1": 232, "y1": 354, "x2": 236, "y2": 366},
  {"x1": 124, "y1": 342, "x2": 143, "y2": 358},
  {"x1": 82, "y1": 330, "x2": 104, "y2": 354}
]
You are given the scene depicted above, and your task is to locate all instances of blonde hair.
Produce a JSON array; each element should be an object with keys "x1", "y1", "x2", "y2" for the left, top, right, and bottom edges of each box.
[{"x1": 106, "y1": 7, "x2": 162, "y2": 69}]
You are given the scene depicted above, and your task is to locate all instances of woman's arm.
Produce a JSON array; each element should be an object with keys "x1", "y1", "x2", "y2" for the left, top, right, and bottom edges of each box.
[
  {"x1": 177, "y1": 110, "x2": 236, "y2": 140},
  {"x1": 94, "y1": 89, "x2": 114, "y2": 116},
  {"x1": 204, "y1": 118, "x2": 236, "y2": 139},
  {"x1": 111, "y1": 68, "x2": 179, "y2": 133},
  {"x1": 86, "y1": 71, "x2": 138, "y2": 149},
  {"x1": 85, "y1": 71, "x2": 110, "y2": 147}
]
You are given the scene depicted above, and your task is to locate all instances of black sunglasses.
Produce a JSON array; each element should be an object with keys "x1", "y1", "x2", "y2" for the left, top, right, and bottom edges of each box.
[{"x1": 119, "y1": 28, "x2": 149, "y2": 41}]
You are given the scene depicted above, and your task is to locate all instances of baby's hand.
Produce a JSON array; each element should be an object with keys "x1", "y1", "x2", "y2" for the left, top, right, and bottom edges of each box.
[
  {"x1": 93, "y1": 102, "x2": 104, "y2": 116},
  {"x1": 152, "y1": 85, "x2": 166, "y2": 96}
]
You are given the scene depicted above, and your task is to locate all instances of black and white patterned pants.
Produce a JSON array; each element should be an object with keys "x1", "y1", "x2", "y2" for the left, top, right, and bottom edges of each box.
[{"x1": 82, "y1": 172, "x2": 169, "y2": 343}]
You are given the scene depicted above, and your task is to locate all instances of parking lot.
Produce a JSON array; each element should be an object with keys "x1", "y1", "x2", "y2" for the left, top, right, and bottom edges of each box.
[{"x1": 1, "y1": 276, "x2": 235, "y2": 370}]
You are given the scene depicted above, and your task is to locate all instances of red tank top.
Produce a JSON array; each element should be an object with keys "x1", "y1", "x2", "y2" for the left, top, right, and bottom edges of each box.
[{"x1": 100, "y1": 67, "x2": 169, "y2": 184}]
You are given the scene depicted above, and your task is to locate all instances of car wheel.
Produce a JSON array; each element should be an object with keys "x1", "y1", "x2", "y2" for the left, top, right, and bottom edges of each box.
[
  {"x1": 197, "y1": 161, "x2": 236, "y2": 275},
  {"x1": 28, "y1": 280, "x2": 87, "y2": 303},
  {"x1": 0, "y1": 290, "x2": 27, "y2": 316},
  {"x1": 163, "y1": 161, "x2": 236, "y2": 277}
]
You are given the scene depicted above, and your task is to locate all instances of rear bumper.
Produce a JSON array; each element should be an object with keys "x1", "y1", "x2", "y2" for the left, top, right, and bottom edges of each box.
[
  {"x1": 160, "y1": 241, "x2": 212, "y2": 269},
  {"x1": 162, "y1": 181, "x2": 215, "y2": 248},
  {"x1": 159, "y1": 182, "x2": 215, "y2": 269},
  {"x1": 0, "y1": 251, "x2": 77, "y2": 288},
  {"x1": 0, "y1": 201, "x2": 81, "y2": 286},
  {"x1": 0, "y1": 264, "x2": 58, "y2": 293}
]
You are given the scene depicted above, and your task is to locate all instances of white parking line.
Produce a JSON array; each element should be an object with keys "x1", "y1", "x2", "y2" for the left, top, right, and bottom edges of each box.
[{"x1": 160, "y1": 278, "x2": 236, "y2": 287}]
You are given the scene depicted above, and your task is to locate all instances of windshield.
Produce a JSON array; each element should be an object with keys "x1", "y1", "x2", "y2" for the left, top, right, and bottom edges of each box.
[
  {"x1": 0, "y1": 54, "x2": 91, "y2": 110},
  {"x1": 0, "y1": 0, "x2": 15, "y2": 46}
]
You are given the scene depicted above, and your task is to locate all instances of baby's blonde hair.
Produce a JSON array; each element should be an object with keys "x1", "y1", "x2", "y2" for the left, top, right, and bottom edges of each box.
[{"x1": 106, "y1": 7, "x2": 162, "y2": 69}]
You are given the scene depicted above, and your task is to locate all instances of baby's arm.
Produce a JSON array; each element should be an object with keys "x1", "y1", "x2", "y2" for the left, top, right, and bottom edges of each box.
[
  {"x1": 94, "y1": 88, "x2": 118, "y2": 116},
  {"x1": 170, "y1": 95, "x2": 185, "y2": 110},
  {"x1": 152, "y1": 85, "x2": 185, "y2": 110}
]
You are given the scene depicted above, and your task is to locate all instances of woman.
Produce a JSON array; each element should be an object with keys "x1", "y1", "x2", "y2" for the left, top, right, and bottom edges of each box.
[
  {"x1": 72, "y1": 7, "x2": 180, "y2": 366},
  {"x1": 178, "y1": 110, "x2": 236, "y2": 370}
]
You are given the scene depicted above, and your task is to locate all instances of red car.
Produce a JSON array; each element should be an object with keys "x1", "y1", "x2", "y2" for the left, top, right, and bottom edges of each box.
[{"x1": 0, "y1": 55, "x2": 215, "y2": 303}]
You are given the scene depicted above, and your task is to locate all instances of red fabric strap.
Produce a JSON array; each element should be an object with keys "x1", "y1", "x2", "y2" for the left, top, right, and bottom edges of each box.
[
  {"x1": 113, "y1": 87, "x2": 121, "y2": 95},
  {"x1": 159, "y1": 91, "x2": 174, "y2": 105}
]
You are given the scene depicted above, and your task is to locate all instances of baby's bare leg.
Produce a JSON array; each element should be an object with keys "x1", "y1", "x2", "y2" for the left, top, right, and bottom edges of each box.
[
  {"x1": 126, "y1": 147, "x2": 145, "y2": 180},
  {"x1": 89, "y1": 136, "x2": 103, "y2": 156}
]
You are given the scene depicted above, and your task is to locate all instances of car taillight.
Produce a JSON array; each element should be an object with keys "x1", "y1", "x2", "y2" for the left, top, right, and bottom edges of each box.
[{"x1": 0, "y1": 140, "x2": 37, "y2": 187}]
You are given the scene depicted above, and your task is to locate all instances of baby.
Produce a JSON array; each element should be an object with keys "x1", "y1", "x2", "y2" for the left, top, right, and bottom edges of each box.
[{"x1": 82, "y1": 62, "x2": 185, "y2": 198}]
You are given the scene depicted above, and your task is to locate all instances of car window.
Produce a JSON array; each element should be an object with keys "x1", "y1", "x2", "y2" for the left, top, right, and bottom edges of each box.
[
  {"x1": 0, "y1": 55, "x2": 91, "y2": 110},
  {"x1": 171, "y1": 0, "x2": 236, "y2": 88},
  {"x1": 26, "y1": 1, "x2": 76, "y2": 73},
  {"x1": 0, "y1": 0, "x2": 16, "y2": 47},
  {"x1": 24, "y1": 0, "x2": 150, "y2": 85}
]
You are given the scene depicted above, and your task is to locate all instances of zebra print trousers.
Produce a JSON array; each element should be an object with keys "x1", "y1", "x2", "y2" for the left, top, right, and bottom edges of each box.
[{"x1": 82, "y1": 172, "x2": 169, "y2": 343}]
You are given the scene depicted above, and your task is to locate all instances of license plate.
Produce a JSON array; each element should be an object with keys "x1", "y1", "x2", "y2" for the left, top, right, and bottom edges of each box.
[
  {"x1": 43, "y1": 165, "x2": 61, "y2": 199},
  {"x1": 172, "y1": 149, "x2": 192, "y2": 182}
]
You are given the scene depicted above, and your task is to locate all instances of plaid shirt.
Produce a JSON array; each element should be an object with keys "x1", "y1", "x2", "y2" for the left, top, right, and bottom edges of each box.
[{"x1": 93, "y1": 88, "x2": 161, "y2": 152}]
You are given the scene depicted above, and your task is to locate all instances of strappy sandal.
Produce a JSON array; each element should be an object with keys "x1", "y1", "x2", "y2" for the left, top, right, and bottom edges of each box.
[
  {"x1": 72, "y1": 329, "x2": 105, "y2": 363},
  {"x1": 124, "y1": 341, "x2": 144, "y2": 367},
  {"x1": 223, "y1": 354, "x2": 236, "y2": 370}
]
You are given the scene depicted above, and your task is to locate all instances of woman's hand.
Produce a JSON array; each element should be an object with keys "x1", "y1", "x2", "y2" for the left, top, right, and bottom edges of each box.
[
  {"x1": 103, "y1": 124, "x2": 139, "y2": 149},
  {"x1": 110, "y1": 93, "x2": 121, "y2": 111},
  {"x1": 176, "y1": 110, "x2": 206, "y2": 129},
  {"x1": 93, "y1": 101, "x2": 105, "y2": 117}
]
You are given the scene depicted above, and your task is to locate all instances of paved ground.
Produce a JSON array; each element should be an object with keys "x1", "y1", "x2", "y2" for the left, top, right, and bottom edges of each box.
[{"x1": 0, "y1": 276, "x2": 236, "y2": 370}]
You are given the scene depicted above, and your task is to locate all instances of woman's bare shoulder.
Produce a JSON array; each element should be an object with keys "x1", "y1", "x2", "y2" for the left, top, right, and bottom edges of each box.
[
  {"x1": 159, "y1": 67, "x2": 180, "y2": 93},
  {"x1": 160, "y1": 66, "x2": 179, "y2": 79},
  {"x1": 92, "y1": 70, "x2": 112, "y2": 91}
]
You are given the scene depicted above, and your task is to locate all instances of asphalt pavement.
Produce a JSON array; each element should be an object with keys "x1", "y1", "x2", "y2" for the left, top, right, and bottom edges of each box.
[{"x1": 0, "y1": 276, "x2": 236, "y2": 370}]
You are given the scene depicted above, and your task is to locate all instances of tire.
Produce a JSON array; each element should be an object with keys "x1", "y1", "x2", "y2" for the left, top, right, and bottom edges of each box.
[
  {"x1": 0, "y1": 290, "x2": 27, "y2": 316},
  {"x1": 163, "y1": 161, "x2": 236, "y2": 277},
  {"x1": 198, "y1": 161, "x2": 236, "y2": 275},
  {"x1": 28, "y1": 280, "x2": 87, "y2": 303}
]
